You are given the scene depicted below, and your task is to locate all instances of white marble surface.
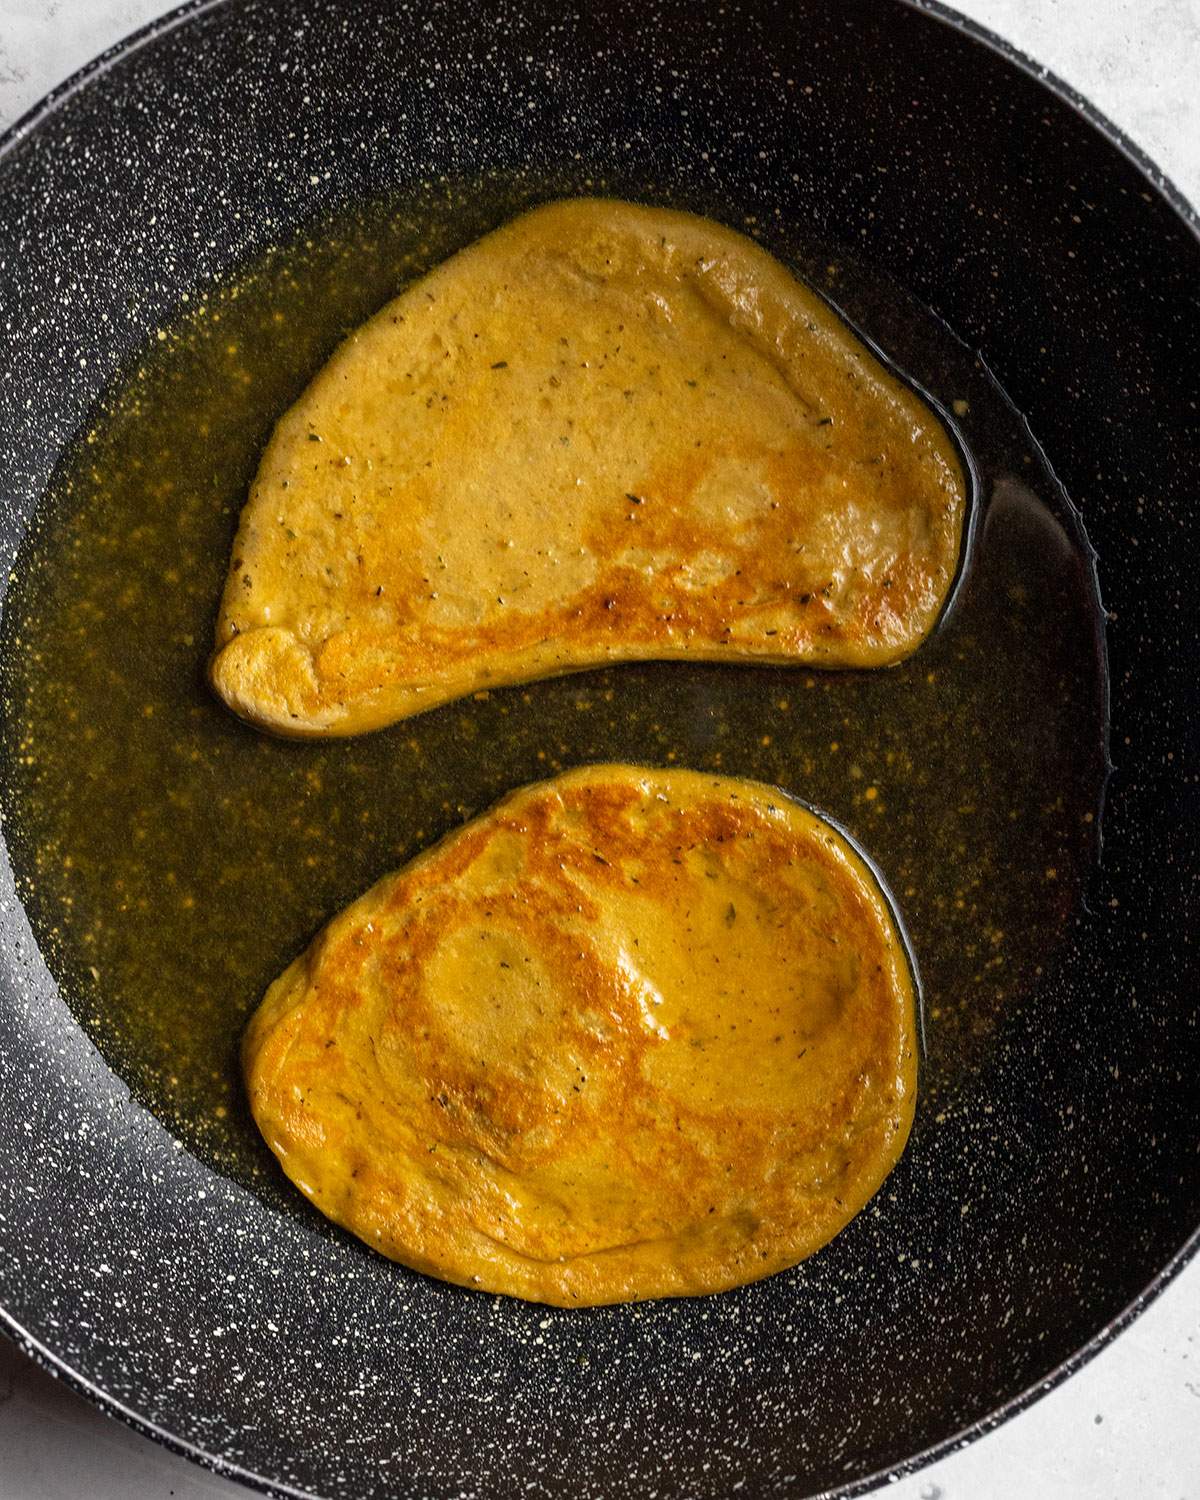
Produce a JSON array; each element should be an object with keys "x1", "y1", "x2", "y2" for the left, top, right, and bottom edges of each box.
[{"x1": 1, "y1": 2, "x2": 1198, "y2": 1497}]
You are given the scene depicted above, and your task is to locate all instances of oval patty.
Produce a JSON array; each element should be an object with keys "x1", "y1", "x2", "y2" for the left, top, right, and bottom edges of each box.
[
  {"x1": 243, "y1": 765, "x2": 918, "y2": 1305},
  {"x1": 211, "y1": 199, "x2": 966, "y2": 736}
]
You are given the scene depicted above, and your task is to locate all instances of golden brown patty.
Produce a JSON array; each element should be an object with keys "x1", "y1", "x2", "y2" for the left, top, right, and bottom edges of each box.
[
  {"x1": 243, "y1": 764, "x2": 918, "y2": 1304},
  {"x1": 211, "y1": 198, "x2": 965, "y2": 736}
]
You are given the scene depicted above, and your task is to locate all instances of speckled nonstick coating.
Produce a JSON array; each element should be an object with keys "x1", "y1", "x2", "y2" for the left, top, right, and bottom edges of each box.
[{"x1": 0, "y1": 1, "x2": 1197, "y2": 1496}]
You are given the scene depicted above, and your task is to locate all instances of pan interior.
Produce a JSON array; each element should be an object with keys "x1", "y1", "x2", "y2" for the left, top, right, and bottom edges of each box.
[{"x1": 0, "y1": 174, "x2": 1107, "y2": 1203}]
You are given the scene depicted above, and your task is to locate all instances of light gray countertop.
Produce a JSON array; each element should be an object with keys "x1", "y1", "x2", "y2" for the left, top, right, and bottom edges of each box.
[{"x1": 1, "y1": 2, "x2": 1198, "y2": 1497}]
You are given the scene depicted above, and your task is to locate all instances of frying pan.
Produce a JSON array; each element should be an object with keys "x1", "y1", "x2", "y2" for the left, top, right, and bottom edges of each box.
[{"x1": 0, "y1": 1, "x2": 1197, "y2": 1496}]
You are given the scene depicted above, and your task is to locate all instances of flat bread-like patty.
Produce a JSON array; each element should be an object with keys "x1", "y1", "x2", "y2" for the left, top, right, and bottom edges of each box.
[
  {"x1": 211, "y1": 199, "x2": 966, "y2": 736},
  {"x1": 243, "y1": 765, "x2": 918, "y2": 1305}
]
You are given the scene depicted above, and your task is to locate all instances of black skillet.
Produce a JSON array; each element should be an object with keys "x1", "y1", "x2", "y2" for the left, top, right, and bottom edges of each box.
[{"x1": 0, "y1": 1, "x2": 1197, "y2": 1496}]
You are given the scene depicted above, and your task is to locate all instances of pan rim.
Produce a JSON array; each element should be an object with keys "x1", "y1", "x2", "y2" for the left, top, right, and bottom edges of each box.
[{"x1": 0, "y1": 1, "x2": 1197, "y2": 1497}]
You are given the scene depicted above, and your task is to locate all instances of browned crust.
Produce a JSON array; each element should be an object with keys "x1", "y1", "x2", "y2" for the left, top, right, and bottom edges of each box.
[{"x1": 243, "y1": 765, "x2": 918, "y2": 1304}]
